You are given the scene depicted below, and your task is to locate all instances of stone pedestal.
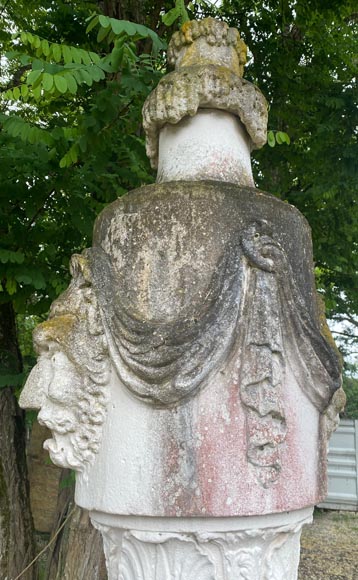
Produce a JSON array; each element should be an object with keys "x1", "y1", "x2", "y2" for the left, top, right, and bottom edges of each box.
[
  {"x1": 91, "y1": 508, "x2": 312, "y2": 580},
  {"x1": 19, "y1": 17, "x2": 344, "y2": 580}
]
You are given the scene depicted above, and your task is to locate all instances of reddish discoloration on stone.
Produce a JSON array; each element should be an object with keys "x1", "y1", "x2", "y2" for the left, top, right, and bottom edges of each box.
[
  {"x1": 196, "y1": 373, "x2": 248, "y2": 516},
  {"x1": 158, "y1": 364, "x2": 324, "y2": 518}
]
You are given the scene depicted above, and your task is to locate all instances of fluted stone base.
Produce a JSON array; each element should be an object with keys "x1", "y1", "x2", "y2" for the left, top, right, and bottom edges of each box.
[{"x1": 91, "y1": 507, "x2": 312, "y2": 580}]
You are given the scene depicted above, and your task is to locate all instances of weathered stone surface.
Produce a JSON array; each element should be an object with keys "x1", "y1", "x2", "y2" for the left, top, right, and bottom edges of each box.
[
  {"x1": 91, "y1": 507, "x2": 312, "y2": 580},
  {"x1": 167, "y1": 18, "x2": 248, "y2": 76},
  {"x1": 20, "y1": 180, "x2": 342, "y2": 517},
  {"x1": 143, "y1": 66, "x2": 268, "y2": 169},
  {"x1": 20, "y1": 255, "x2": 111, "y2": 472},
  {"x1": 157, "y1": 110, "x2": 254, "y2": 186},
  {"x1": 142, "y1": 18, "x2": 267, "y2": 169},
  {"x1": 25, "y1": 179, "x2": 339, "y2": 518}
]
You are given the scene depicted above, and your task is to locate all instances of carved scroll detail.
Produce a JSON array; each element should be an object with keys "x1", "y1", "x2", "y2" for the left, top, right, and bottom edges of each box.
[
  {"x1": 239, "y1": 221, "x2": 342, "y2": 486},
  {"x1": 239, "y1": 223, "x2": 287, "y2": 486}
]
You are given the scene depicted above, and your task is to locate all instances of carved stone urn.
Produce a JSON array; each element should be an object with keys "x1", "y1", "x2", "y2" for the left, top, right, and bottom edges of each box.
[{"x1": 20, "y1": 18, "x2": 345, "y2": 580}]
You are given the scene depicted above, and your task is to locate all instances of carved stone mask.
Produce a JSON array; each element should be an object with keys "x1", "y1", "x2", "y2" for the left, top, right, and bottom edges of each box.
[{"x1": 20, "y1": 253, "x2": 110, "y2": 472}]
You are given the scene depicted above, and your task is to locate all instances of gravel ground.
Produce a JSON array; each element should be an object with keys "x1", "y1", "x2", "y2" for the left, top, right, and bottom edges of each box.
[{"x1": 298, "y1": 509, "x2": 358, "y2": 580}]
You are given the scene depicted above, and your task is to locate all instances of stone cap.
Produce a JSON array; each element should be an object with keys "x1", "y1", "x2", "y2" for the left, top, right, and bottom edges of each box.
[
  {"x1": 142, "y1": 18, "x2": 268, "y2": 169},
  {"x1": 168, "y1": 18, "x2": 247, "y2": 76}
]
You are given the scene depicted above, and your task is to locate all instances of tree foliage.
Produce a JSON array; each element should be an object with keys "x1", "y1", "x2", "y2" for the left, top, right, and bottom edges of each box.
[
  {"x1": 0, "y1": 0, "x2": 356, "y2": 369},
  {"x1": 0, "y1": 1, "x2": 357, "y2": 575},
  {"x1": 199, "y1": 0, "x2": 358, "y2": 354}
]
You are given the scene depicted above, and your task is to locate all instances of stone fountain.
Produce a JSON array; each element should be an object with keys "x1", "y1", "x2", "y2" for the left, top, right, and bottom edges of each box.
[{"x1": 20, "y1": 18, "x2": 345, "y2": 580}]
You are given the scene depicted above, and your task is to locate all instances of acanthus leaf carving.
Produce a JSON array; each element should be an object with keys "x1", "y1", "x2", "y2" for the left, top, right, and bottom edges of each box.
[{"x1": 92, "y1": 513, "x2": 312, "y2": 580}]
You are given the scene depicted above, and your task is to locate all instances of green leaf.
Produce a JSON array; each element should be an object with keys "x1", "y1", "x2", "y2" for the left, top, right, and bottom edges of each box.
[
  {"x1": 33, "y1": 35, "x2": 41, "y2": 49},
  {"x1": 121, "y1": 21, "x2": 137, "y2": 36},
  {"x1": 111, "y1": 46, "x2": 124, "y2": 70},
  {"x1": 268, "y1": 131, "x2": 276, "y2": 147},
  {"x1": 43, "y1": 62, "x2": 63, "y2": 75},
  {"x1": 59, "y1": 154, "x2": 68, "y2": 168},
  {"x1": 15, "y1": 274, "x2": 32, "y2": 284},
  {"x1": 70, "y1": 46, "x2": 82, "y2": 64},
  {"x1": 276, "y1": 131, "x2": 284, "y2": 145},
  {"x1": 27, "y1": 69, "x2": 42, "y2": 86},
  {"x1": 33, "y1": 85, "x2": 42, "y2": 100},
  {"x1": 19, "y1": 54, "x2": 32, "y2": 66},
  {"x1": 54, "y1": 75, "x2": 67, "y2": 93},
  {"x1": 88, "y1": 65, "x2": 105, "y2": 82},
  {"x1": 52, "y1": 44, "x2": 62, "y2": 62},
  {"x1": 64, "y1": 73, "x2": 77, "y2": 94},
  {"x1": 62, "y1": 45, "x2": 72, "y2": 64},
  {"x1": 97, "y1": 26, "x2": 110, "y2": 43},
  {"x1": 135, "y1": 23, "x2": 152, "y2": 37},
  {"x1": 41, "y1": 39, "x2": 50, "y2": 56},
  {"x1": 69, "y1": 145, "x2": 78, "y2": 163},
  {"x1": 162, "y1": 7, "x2": 180, "y2": 27},
  {"x1": 79, "y1": 49, "x2": 92, "y2": 65},
  {"x1": 3, "y1": 89, "x2": 14, "y2": 100},
  {"x1": 78, "y1": 136, "x2": 87, "y2": 153},
  {"x1": 13, "y1": 86, "x2": 20, "y2": 99},
  {"x1": 5, "y1": 278, "x2": 17, "y2": 295},
  {"x1": 42, "y1": 72, "x2": 54, "y2": 91},
  {"x1": 110, "y1": 19, "x2": 125, "y2": 35},
  {"x1": 32, "y1": 59, "x2": 43, "y2": 71},
  {"x1": 106, "y1": 30, "x2": 116, "y2": 46},
  {"x1": 20, "y1": 123, "x2": 30, "y2": 141},
  {"x1": 76, "y1": 69, "x2": 93, "y2": 86},
  {"x1": 99, "y1": 15, "x2": 111, "y2": 28},
  {"x1": 33, "y1": 275, "x2": 46, "y2": 290},
  {"x1": 86, "y1": 15, "x2": 99, "y2": 34},
  {"x1": 0, "y1": 250, "x2": 25, "y2": 264},
  {"x1": 21, "y1": 84, "x2": 29, "y2": 98},
  {"x1": 282, "y1": 132, "x2": 291, "y2": 145},
  {"x1": 123, "y1": 44, "x2": 137, "y2": 63},
  {"x1": 89, "y1": 51, "x2": 101, "y2": 64}
]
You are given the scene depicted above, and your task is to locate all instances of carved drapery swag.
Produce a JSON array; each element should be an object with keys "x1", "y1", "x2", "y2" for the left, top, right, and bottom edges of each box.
[{"x1": 84, "y1": 213, "x2": 341, "y2": 485}]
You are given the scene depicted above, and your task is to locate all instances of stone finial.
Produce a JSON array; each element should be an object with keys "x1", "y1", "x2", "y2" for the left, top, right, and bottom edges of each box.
[
  {"x1": 142, "y1": 18, "x2": 268, "y2": 170},
  {"x1": 167, "y1": 18, "x2": 247, "y2": 76}
]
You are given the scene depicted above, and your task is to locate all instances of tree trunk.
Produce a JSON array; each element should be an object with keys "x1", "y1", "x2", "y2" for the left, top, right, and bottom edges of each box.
[
  {"x1": 45, "y1": 470, "x2": 107, "y2": 580},
  {"x1": 0, "y1": 302, "x2": 35, "y2": 580},
  {"x1": 102, "y1": 0, "x2": 145, "y2": 23}
]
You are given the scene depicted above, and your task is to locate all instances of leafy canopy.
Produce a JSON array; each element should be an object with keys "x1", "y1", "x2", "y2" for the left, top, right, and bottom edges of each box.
[{"x1": 0, "y1": 0, "x2": 357, "y2": 377}]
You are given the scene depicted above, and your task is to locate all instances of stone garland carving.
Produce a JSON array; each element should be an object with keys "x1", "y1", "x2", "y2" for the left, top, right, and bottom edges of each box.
[
  {"x1": 19, "y1": 251, "x2": 110, "y2": 473},
  {"x1": 92, "y1": 513, "x2": 312, "y2": 580},
  {"x1": 238, "y1": 220, "x2": 343, "y2": 486},
  {"x1": 87, "y1": 244, "x2": 243, "y2": 406}
]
